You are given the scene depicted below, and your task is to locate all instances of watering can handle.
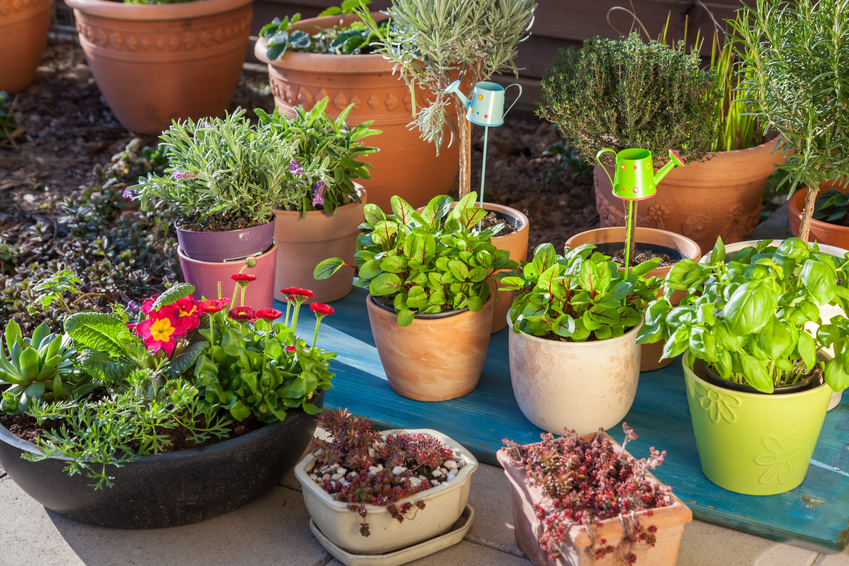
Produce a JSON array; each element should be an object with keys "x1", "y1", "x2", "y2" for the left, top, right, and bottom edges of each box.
[
  {"x1": 596, "y1": 148, "x2": 616, "y2": 188},
  {"x1": 503, "y1": 83, "x2": 523, "y2": 118}
]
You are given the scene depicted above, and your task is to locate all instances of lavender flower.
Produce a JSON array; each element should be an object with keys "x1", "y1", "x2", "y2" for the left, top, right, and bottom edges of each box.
[
  {"x1": 288, "y1": 159, "x2": 305, "y2": 175},
  {"x1": 201, "y1": 121, "x2": 212, "y2": 128},
  {"x1": 172, "y1": 171, "x2": 184, "y2": 179},
  {"x1": 122, "y1": 187, "x2": 136, "y2": 199},
  {"x1": 312, "y1": 180, "x2": 326, "y2": 207}
]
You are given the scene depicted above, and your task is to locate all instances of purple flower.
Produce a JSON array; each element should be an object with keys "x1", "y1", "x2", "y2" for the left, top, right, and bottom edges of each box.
[
  {"x1": 172, "y1": 171, "x2": 184, "y2": 179},
  {"x1": 201, "y1": 121, "x2": 212, "y2": 128},
  {"x1": 122, "y1": 187, "x2": 136, "y2": 200},
  {"x1": 288, "y1": 159, "x2": 305, "y2": 175},
  {"x1": 312, "y1": 180, "x2": 326, "y2": 207}
]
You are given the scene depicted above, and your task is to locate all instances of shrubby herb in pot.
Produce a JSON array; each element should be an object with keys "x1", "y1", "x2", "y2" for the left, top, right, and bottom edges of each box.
[
  {"x1": 498, "y1": 243, "x2": 662, "y2": 341},
  {"x1": 637, "y1": 238, "x2": 849, "y2": 393},
  {"x1": 315, "y1": 193, "x2": 517, "y2": 326}
]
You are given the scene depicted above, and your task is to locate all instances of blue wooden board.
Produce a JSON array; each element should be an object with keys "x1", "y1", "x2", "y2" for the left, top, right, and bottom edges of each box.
[{"x1": 284, "y1": 286, "x2": 849, "y2": 553}]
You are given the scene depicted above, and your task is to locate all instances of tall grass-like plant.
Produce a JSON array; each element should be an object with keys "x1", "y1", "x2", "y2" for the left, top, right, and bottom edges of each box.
[
  {"x1": 358, "y1": 0, "x2": 536, "y2": 197},
  {"x1": 731, "y1": 0, "x2": 849, "y2": 242}
]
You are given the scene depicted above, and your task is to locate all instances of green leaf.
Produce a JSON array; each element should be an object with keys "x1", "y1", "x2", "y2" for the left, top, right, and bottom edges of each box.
[
  {"x1": 380, "y1": 255, "x2": 407, "y2": 273},
  {"x1": 390, "y1": 195, "x2": 415, "y2": 225},
  {"x1": 448, "y1": 260, "x2": 470, "y2": 281},
  {"x1": 801, "y1": 259, "x2": 837, "y2": 306},
  {"x1": 709, "y1": 237, "x2": 726, "y2": 263},
  {"x1": 724, "y1": 280, "x2": 775, "y2": 335},
  {"x1": 152, "y1": 283, "x2": 194, "y2": 310},
  {"x1": 825, "y1": 352, "x2": 849, "y2": 392},
  {"x1": 797, "y1": 330, "x2": 817, "y2": 371},
  {"x1": 314, "y1": 257, "x2": 347, "y2": 280},
  {"x1": 370, "y1": 273, "x2": 404, "y2": 296},
  {"x1": 169, "y1": 342, "x2": 208, "y2": 378},
  {"x1": 64, "y1": 313, "x2": 128, "y2": 357},
  {"x1": 363, "y1": 203, "x2": 385, "y2": 227},
  {"x1": 738, "y1": 351, "x2": 773, "y2": 393},
  {"x1": 397, "y1": 309, "x2": 415, "y2": 327},
  {"x1": 579, "y1": 260, "x2": 611, "y2": 295}
]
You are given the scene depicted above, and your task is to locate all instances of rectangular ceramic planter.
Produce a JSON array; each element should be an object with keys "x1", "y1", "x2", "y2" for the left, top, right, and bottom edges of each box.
[
  {"x1": 294, "y1": 428, "x2": 478, "y2": 555},
  {"x1": 497, "y1": 433, "x2": 692, "y2": 566}
]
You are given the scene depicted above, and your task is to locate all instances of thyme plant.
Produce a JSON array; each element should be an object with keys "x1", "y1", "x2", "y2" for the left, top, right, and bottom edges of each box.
[
  {"x1": 731, "y1": 0, "x2": 849, "y2": 242},
  {"x1": 537, "y1": 33, "x2": 715, "y2": 169},
  {"x1": 358, "y1": 0, "x2": 536, "y2": 196}
]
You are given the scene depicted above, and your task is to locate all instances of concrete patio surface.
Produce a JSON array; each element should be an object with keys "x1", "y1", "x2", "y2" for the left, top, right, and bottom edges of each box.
[{"x1": 3, "y1": 456, "x2": 849, "y2": 566}]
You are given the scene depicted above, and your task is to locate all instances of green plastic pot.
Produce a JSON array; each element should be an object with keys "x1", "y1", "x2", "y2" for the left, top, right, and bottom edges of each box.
[{"x1": 682, "y1": 351, "x2": 833, "y2": 496}]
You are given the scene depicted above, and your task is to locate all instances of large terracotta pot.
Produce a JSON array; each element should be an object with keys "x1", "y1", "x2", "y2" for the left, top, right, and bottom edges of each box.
[
  {"x1": 497, "y1": 435, "x2": 692, "y2": 566},
  {"x1": 178, "y1": 242, "x2": 277, "y2": 311},
  {"x1": 254, "y1": 13, "x2": 460, "y2": 212},
  {"x1": 273, "y1": 187, "x2": 366, "y2": 304},
  {"x1": 487, "y1": 202, "x2": 529, "y2": 333},
  {"x1": 508, "y1": 321, "x2": 642, "y2": 435},
  {"x1": 66, "y1": 0, "x2": 252, "y2": 134},
  {"x1": 0, "y1": 0, "x2": 50, "y2": 93},
  {"x1": 366, "y1": 295, "x2": 493, "y2": 401},
  {"x1": 788, "y1": 179, "x2": 849, "y2": 249},
  {"x1": 565, "y1": 226, "x2": 701, "y2": 371},
  {"x1": 594, "y1": 136, "x2": 784, "y2": 253}
]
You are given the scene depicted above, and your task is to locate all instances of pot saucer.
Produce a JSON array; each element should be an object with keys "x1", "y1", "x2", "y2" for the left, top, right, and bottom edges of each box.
[{"x1": 308, "y1": 504, "x2": 474, "y2": 566}]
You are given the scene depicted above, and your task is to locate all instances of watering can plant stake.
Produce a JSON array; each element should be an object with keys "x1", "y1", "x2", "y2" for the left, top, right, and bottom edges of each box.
[
  {"x1": 445, "y1": 80, "x2": 522, "y2": 206},
  {"x1": 596, "y1": 148, "x2": 685, "y2": 277}
]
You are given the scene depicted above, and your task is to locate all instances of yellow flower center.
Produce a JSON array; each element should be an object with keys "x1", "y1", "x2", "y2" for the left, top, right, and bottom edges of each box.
[{"x1": 150, "y1": 318, "x2": 176, "y2": 342}]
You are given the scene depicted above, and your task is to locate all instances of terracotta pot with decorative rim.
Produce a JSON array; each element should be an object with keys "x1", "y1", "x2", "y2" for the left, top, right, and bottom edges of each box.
[
  {"x1": 594, "y1": 136, "x2": 784, "y2": 253},
  {"x1": 254, "y1": 13, "x2": 460, "y2": 211},
  {"x1": 273, "y1": 186, "x2": 366, "y2": 304},
  {"x1": 0, "y1": 0, "x2": 50, "y2": 93},
  {"x1": 366, "y1": 295, "x2": 493, "y2": 401},
  {"x1": 66, "y1": 0, "x2": 253, "y2": 134},
  {"x1": 565, "y1": 226, "x2": 701, "y2": 371},
  {"x1": 788, "y1": 179, "x2": 849, "y2": 249},
  {"x1": 487, "y1": 203, "x2": 529, "y2": 333}
]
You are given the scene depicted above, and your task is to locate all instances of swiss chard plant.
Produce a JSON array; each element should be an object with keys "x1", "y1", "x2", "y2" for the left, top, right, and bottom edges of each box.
[
  {"x1": 497, "y1": 243, "x2": 661, "y2": 341},
  {"x1": 315, "y1": 193, "x2": 517, "y2": 326},
  {"x1": 636, "y1": 238, "x2": 849, "y2": 393}
]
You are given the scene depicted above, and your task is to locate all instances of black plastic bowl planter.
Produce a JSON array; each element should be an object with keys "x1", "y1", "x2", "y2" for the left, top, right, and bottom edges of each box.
[{"x1": 0, "y1": 394, "x2": 322, "y2": 529}]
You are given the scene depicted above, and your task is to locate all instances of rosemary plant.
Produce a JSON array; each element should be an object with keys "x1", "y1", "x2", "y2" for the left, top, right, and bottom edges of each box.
[
  {"x1": 730, "y1": 0, "x2": 849, "y2": 241},
  {"x1": 358, "y1": 0, "x2": 536, "y2": 196}
]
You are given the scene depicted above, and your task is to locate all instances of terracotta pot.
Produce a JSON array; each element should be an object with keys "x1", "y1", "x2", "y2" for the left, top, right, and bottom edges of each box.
[
  {"x1": 66, "y1": 0, "x2": 252, "y2": 134},
  {"x1": 497, "y1": 435, "x2": 692, "y2": 566},
  {"x1": 254, "y1": 13, "x2": 460, "y2": 212},
  {"x1": 0, "y1": 0, "x2": 50, "y2": 93},
  {"x1": 273, "y1": 187, "x2": 366, "y2": 304},
  {"x1": 178, "y1": 242, "x2": 277, "y2": 311},
  {"x1": 487, "y1": 203, "x2": 530, "y2": 333},
  {"x1": 565, "y1": 226, "x2": 701, "y2": 371},
  {"x1": 366, "y1": 295, "x2": 493, "y2": 401},
  {"x1": 788, "y1": 179, "x2": 849, "y2": 249},
  {"x1": 295, "y1": 428, "x2": 478, "y2": 554},
  {"x1": 176, "y1": 216, "x2": 276, "y2": 263},
  {"x1": 508, "y1": 321, "x2": 642, "y2": 435},
  {"x1": 594, "y1": 136, "x2": 784, "y2": 253}
]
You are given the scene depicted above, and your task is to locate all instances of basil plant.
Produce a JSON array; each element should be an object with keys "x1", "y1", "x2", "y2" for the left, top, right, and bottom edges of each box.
[
  {"x1": 315, "y1": 193, "x2": 517, "y2": 326},
  {"x1": 636, "y1": 238, "x2": 849, "y2": 394},
  {"x1": 497, "y1": 243, "x2": 662, "y2": 341}
]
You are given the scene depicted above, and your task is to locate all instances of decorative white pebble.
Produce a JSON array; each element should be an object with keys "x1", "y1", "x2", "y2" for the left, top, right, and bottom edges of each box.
[
  {"x1": 431, "y1": 480, "x2": 440, "y2": 486},
  {"x1": 392, "y1": 466, "x2": 407, "y2": 475},
  {"x1": 337, "y1": 468, "x2": 347, "y2": 476},
  {"x1": 447, "y1": 469, "x2": 459, "y2": 480},
  {"x1": 331, "y1": 473, "x2": 344, "y2": 481},
  {"x1": 432, "y1": 469, "x2": 443, "y2": 478},
  {"x1": 444, "y1": 460, "x2": 458, "y2": 470},
  {"x1": 409, "y1": 477, "x2": 422, "y2": 488}
]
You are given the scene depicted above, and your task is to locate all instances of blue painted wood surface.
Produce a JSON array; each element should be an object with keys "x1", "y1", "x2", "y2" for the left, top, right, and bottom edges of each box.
[{"x1": 284, "y1": 286, "x2": 849, "y2": 553}]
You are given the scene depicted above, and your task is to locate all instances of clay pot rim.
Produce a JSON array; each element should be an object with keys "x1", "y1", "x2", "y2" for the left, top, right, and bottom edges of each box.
[
  {"x1": 565, "y1": 226, "x2": 701, "y2": 263},
  {"x1": 788, "y1": 180, "x2": 849, "y2": 234},
  {"x1": 369, "y1": 294, "x2": 485, "y2": 319},
  {"x1": 480, "y1": 202, "x2": 530, "y2": 241},
  {"x1": 509, "y1": 317, "x2": 643, "y2": 347},
  {"x1": 65, "y1": 0, "x2": 253, "y2": 21},
  {"x1": 177, "y1": 241, "x2": 278, "y2": 266},
  {"x1": 174, "y1": 215, "x2": 276, "y2": 237},
  {"x1": 3, "y1": 0, "x2": 50, "y2": 17},
  {"x1": 272, "y1": 184, "x2": 366, "y2": 218},
  {"x1": 295, "y1": 427, "x2": 478, "y2": 513}
]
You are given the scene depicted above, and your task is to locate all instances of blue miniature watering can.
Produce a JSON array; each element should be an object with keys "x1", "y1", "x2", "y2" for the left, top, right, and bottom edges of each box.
[
  {"x1": 445, "y1": 80, "x2": 522, "y2": 127},
  {"x1": 596, "y1": 148, "x2": 685, "y2": 201}
]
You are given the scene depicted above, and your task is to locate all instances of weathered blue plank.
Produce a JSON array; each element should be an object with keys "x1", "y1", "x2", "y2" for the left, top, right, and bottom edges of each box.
[{"x1": 284, "y1": 286, "x2": 849, "y2": 553}]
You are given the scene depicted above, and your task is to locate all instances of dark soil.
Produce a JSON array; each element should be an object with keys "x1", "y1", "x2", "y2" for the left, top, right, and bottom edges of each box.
[{"x1": 609, "y1": 249, "x2": 678, "y2": 269}]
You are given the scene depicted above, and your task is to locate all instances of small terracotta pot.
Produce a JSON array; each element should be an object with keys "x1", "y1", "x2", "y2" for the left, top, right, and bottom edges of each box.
[
  {"x1": 176, "y1": 216, "x2": 276, "y2": 263},
  {"x1": 594, "y1": 136, "x2": 784, "y2": 253},
  {"x1": 254, "y1": 13, "x2": 460, "y2": 212},
  {"x1": 788, "y1": 179, "x2": 849, "y2": 249},
  {"x1": 0, "y1": 0, "x2": 50, "y2": 93},
  {"x1": 508, "y1": 321, "x2": 642, "y2": 435},
  {"x1": 178, "y1": 242, "x2": 277, "y2": 311},
  {"x1": 487, "y1": 203, "x2": 530, "y2": 333},
  {"x1": 366, "y1": 295, "x2": 493, "y2": 401},
  {"x1": 565, "y1": 226, "x2": 701, "y2": 371},
  {"x1": 497, "y1": 436, "x2": 692, "y2": 566},
  {"x1": 66, "y1": 0, "x2": 253, "y2": 134},
  {"x1": 273, "y1": 187, "x2": 366, "y2": 304}
]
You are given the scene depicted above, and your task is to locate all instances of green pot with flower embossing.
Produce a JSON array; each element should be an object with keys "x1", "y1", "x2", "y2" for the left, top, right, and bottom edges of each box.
[{"x1": 682, "y1": 351, "x2": 833, "y2": 495}]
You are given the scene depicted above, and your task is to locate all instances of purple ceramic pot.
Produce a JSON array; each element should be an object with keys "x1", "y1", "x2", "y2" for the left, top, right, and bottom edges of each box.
[{"x1": 176, "y1": 217, "x2": 276, "y2": 262}]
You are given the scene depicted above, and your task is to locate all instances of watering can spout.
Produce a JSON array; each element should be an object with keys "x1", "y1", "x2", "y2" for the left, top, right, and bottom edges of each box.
[
  {"x1": 444, "y1": 80, "x2": 470, "y2": 109},
  {"x1": 654, "y1": 149, "x2": 686, "y2": 185}
]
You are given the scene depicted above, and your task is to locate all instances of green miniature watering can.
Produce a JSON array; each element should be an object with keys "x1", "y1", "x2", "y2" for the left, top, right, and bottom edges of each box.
[
  {"x1": 445, "y1": 80, "x2": 522, "y2": 127},
  {"x1": 596, "y1": 148, "x2": 685, "y2": 201}
]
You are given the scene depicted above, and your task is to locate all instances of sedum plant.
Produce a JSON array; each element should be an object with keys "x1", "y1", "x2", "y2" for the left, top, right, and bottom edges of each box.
[
  {"x1": 637, "y1": 238, "x2": 849, "y2": 394},
  {"x1": 731, "y1": 0, "x2": 849, "y2": 241},
  {"x1": 358, "y1": 0, "x2": 536, "y2": 196},
  {"x1": 315, "y1": 193, "x2": 517, "y2": 326},
  {"x1": 537, "y1": 33, "x2": 715, "y2": 169},
  {"x1": 498, "y1": 243, "x2": 661, "y2": 341}
]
